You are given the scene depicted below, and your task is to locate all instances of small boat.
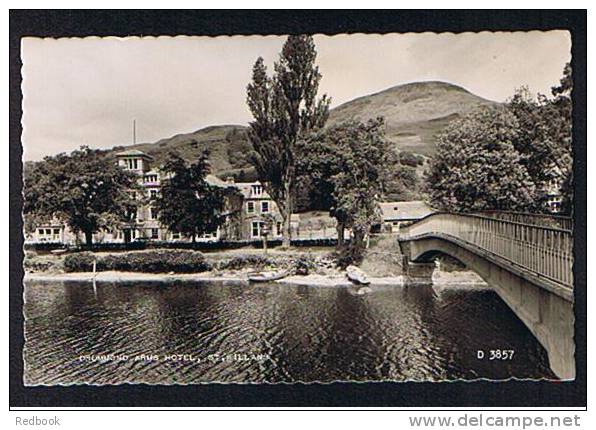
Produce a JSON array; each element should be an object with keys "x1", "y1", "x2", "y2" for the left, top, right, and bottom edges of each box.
[
  {"x1": 346, "y1": 265, "x2": 371, "y2": 285},
  {"x1": 50, "y1": 248, "x2": 68, "y2": 255},
  {"x1": 247, "y1": 269, "x2": 290, "y2": 283}
]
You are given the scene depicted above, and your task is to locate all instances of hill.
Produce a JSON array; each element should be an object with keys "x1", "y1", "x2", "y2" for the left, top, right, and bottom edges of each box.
[
  {"x1": 109, "y1": 124, "x2": 256, "y2": 181},
  {"x1": 328, "y1": 81, "x2": 498, "y2": 156},
  {"x1": 105, "y1": 81, "x2": 497, "y2": 176}
]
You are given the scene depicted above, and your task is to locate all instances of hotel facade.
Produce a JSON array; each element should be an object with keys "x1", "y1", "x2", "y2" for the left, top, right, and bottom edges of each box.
[{"x1": 28, "y1": 150, "x2": 297, "y2": 245}]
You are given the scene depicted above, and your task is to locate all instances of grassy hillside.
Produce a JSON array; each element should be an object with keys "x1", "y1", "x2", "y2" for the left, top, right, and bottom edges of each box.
[{"x1": 328, "y1": 81, "x2": 498, "y2": 156}]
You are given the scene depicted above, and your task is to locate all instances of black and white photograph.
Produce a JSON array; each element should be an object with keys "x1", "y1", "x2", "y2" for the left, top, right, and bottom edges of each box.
[{"x1": 11, "y1": 10, "x2": 585, "y2": 408}]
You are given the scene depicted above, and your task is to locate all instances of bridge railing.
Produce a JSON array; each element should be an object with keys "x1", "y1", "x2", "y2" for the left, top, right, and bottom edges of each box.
[
  {"x1": 399, "y1": 213, "x2": 573, "y2": 289},
  {"x1": 472, "y1": 210, "x2": 573, "y2": 231}
]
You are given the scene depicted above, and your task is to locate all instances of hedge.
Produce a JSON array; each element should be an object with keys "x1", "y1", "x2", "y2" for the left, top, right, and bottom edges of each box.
[{"x1": 64, "y1": 250, "x2": 210, "y2": 273}]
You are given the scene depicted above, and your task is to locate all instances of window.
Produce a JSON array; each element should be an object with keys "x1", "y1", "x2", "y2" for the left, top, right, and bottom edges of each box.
[
  {"x1": 172, "y1": 232, "x2": 181, "y2": 240},
  {"x1": 276, "y1": 222, "x2": 282, "y2": 236},
  {"x1": 261, "y1": 201, "x2": 270, "y2": 213},
  {"x1": 145, "y1": 174, "x2": 158, "y2": 183},
  {"x1": 252, "y1": 221, "x2": 262, "y2": 238},
  {"x1": 247, "y1": 201, "x2": 255, "y2": 214},
  {"x1": 151, "y1": 228, "x2": 159, "y2": 239},
  {"x1": 45, "y1": 228, "x2": 52, "y2": 235},
  {"x1": 38, "y1": 229, "x2": 44, "y2": 235},
  {"x1": 150, "y1": 207, "x2": 157, "y2": 220},
  {"x1": 251, "y1": 184, "x2": 262, "y2": 197},
  {"x1": 149, "y1": 189, "x2": 158, "y2": 199},
  {"x1": 53, "y1": 228, "x2": 60, "y2": 235},
  {"x1": 125, "y1": 158, "x2": 140, "y2": 170}
]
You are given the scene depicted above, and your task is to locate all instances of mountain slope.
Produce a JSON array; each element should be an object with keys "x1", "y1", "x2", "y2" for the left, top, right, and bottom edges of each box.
[{"x1": 328, "y1": 81, "x2": 498, "y2": 155}]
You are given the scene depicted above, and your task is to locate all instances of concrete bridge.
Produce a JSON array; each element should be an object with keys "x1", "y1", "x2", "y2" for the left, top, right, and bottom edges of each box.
[{"x1": 397, "y1": 211, "x2": 574, "y2": 380}]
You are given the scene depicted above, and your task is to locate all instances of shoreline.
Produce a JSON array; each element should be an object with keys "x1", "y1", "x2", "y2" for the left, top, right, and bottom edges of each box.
[{"x1": 24, "y1": 270, "x2": 489, "y2": 288}]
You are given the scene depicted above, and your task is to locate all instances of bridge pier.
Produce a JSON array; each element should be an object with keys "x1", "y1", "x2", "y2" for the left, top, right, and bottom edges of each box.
[
  {"x1": 399, "y1": 241, "x2": 436, "y2": 284},
  {"x1": 403, "y1": 259, "x2": 435, "y2": 285}
]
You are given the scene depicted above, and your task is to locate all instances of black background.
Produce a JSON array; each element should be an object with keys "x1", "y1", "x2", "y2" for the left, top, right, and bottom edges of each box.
[{"x1": 9, "y1": 9, "x2": 587, "y2": 408}]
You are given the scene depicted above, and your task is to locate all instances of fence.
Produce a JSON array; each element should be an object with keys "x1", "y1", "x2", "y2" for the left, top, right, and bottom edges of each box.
[{"x1": 399, "y1": 213, "x2": 573, "y2": 288}]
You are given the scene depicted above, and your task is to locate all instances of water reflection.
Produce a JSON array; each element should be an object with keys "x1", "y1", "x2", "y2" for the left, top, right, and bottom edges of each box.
[{"x1": 23, "y1": 280, "x2": 556, "y2": 385}]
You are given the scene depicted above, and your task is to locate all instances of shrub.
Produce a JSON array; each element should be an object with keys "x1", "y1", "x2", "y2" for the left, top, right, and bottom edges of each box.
[
  {"x1": 24, "y1": 255, "x2": 61, "y2": 273},
  {"x1": 63, "y1": 252, "x2": 96, "y2": 272},
  {"x1": 399, "y1": 151, "x2": 420, "y2": 167},
  {"x1": 294, "y1": 254, "x2": 316, "y2": 275},
  {"x1": 217, "y1": 255, "x2": 272, "y2": 271}
]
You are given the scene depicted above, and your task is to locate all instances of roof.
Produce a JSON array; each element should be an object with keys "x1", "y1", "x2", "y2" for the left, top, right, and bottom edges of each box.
[
  {"x1": 205, "y1": 174, "x2": 230, "y2": 188},
  {"x1": 233, "y1": 181, "x2": 273, "y2": 199},
  {"x1": 379, "y1": 201, "x2": 434, "y2": 221},
  {"x1": 115, "y1": 149, "x2": 154, "y2": 160}
]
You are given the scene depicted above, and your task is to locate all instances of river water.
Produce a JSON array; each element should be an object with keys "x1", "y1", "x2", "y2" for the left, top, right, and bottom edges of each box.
[{"x1": 23, "y1": 280, "x2": 555, "y2": 385}]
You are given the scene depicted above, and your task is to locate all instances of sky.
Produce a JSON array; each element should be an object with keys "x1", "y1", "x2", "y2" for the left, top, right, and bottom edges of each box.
[{"x1": 21, "y1": 31, "x2": 571, "y2": 161}]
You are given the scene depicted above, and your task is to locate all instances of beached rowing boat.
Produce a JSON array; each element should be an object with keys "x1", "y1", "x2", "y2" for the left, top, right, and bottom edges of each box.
[
  {"x1": 247, "y1": 269, "x2": 290, "y2": 283},
  {"x1": 346, "y1": 265, "x2": 371, "y2": 285}
]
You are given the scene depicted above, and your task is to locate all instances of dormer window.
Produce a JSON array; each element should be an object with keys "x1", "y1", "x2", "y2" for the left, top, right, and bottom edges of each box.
[
  {"x1": 251, "y1": 184, "x2": 263, "y2": 197},
  {"x1": 145, "y1": 174, "x2": 158, "y2": 183}
]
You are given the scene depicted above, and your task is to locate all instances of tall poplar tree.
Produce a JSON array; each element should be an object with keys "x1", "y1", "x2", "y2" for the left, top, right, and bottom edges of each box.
[{"x1": 246, "y1": 35, "x2": 330, "y2": 247}]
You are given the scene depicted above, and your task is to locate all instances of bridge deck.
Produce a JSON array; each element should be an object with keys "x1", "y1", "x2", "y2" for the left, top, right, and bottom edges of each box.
[{"x1": 398, "y1": 212, "x2": 573, "y2": 292}]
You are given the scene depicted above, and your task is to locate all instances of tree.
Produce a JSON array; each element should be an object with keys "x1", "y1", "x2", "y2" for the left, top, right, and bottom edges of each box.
[
  {"x1": 549, "y1": 63, "x2": 573, "y2": 214},
  {"x1": 427, "y1": 64, "x2": 573, "y2": 215},
  {"x1": 23, "y1": 146, "x2": 138, "y2": 246},
  {"x1": 154, "y1": 151, "x2": 230, "y2": 242},
  {"x1": 330, "y1": 119, "x2": 388, "y2": 253},
  {"x1": 296, "y1": 125, "x2": 347, "y2": 243},
  {"x1": 426, "y1": 107, "x2": 536, "y2": 212},
  {"x1": 246, "y1": 35, "x2": 330, "y2": 247},
  {"x1": 298, "y1": 118, "x2": 388, "y2": 251},
  {"x1": 507, "y1": 82, "x2": 572, "y2": 213},
  {"x1": 383, "y1": 164, "x2": 421, "y2": 201}
]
